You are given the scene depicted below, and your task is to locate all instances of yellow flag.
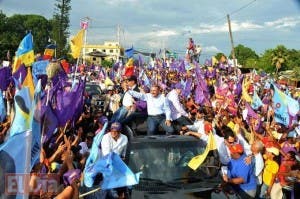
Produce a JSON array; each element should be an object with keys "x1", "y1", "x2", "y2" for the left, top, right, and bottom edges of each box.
[
  {"x1": 13, "y1": 50, "x2": 35, "y2": 72},
  {"x1": 242, "y1": 78, "x2": 253, "y2": 103},
  {"x1": 126, "y1": 58, "x2": 134, "y2": 67},
  {"x1": 104, "y1": 77, "x2": 114, "y2": 86},
  {"x1": 220, "y1": 55, "x2": 227, "y2": 63},
  {"x1": 22, "y1": 67, "x2": 35, "y2": 100},
  {"x1": 212, "y1": 56, "x2": 218, "y2": 66},
  {"x1": 70, "y1": 29, "x2": 85, "y2": 59},
  {"x1": 227, "y1": 121, "x2": 235, "y2": 132},
  {"x1": 12, "y1": 33, "x2": 35, "y2": 72},
  {"x1": 188, "y1": 133, "x2": 217, "y2": 170}
]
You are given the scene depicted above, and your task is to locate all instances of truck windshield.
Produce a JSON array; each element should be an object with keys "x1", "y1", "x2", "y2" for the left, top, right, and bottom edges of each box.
[{"x1": 128, "y1": 137, "x2": 207, "y2": 183}]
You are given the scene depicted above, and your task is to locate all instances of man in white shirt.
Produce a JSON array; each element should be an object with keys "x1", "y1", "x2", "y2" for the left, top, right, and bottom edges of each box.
[
  {"x1": 101, "y1": 122, "x2": 128, "y2": 159},
  {"x1": 167, "y1": 83, "x2": 192, "y2": 132},
  {"x1": 110, "y1": 75, "x2": 140, "y2": 123},
  {"x1": 128, "y1": 85, "x2": 174, "y2": 135},
  {"x1": 214, "y1": 126, "x2": 251, "y2": 165}
]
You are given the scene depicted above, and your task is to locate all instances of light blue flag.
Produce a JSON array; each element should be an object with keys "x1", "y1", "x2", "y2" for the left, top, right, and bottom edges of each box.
[
  {"x1": 125, "y1": 47, "x2": 134, "y2": 58},
  {"x1": 9, "y1": 86, "x2": 32, "y2": 137},
  {"x1": 251, "y1": 90, "x2": 263, "y2": 110},
  {"x1": 86, "y1": 152, "x2": 141, "y2": 190},
  {"x1": 0, "y1": 90, "x2": 6, "y2": 122},
  {"x1": 0, "y1": 130, "x2": 32, "y2": 199},
  {"x1": 272, "y1": 84, "x2": 299, "y2": 127},
  {"x1": 29, "y1": 80, "x2": 42, "y2": 168},
  {"x1": 84, "y1": 122, "x2": 108, "y2": 187},
  {"x1": 101, "y1": 152, "x2": 141, "y2": 190},
  {"x1": 15, "y1": 33, "x2": 34, "y2": 56},
  {"x1": 32, "y1": 60, "x2": 49, "y2": 76}
]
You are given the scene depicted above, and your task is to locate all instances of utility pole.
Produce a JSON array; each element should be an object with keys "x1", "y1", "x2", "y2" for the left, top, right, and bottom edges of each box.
[
  {"x1": 227, "y1": 14, "x2": 237, "y2": 74},
  {"x1": 81, "y1": 16, "x2": 90, "y2": 66}
]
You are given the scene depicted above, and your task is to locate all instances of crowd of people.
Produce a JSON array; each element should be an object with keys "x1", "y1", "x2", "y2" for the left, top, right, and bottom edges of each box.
[{"x1": 1, "y1": 51, "x2": 300, "y2": 199}]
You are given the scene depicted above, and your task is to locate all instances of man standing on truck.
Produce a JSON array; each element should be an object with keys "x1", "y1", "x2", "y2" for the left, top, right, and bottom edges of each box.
[
  {"x1": 101, "y1": 122, "x2": 129, "y2": 199},
  {"x1": 128, "y1": 84, "x2": 174, "y2": 135},
  {"x1": 101, "y1": 122, "x2": 128, "y2": 159}
]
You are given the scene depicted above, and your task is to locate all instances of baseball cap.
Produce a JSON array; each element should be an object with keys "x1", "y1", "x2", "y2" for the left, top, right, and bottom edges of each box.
[
  {"x1": 266, "y1": 147, "x2": 280, "y2": 156},
  {"x1": 174, "y1": 83, "x2": 183, "y2": 90},
  {"x1": 86, "y1": 132, "x2": 94, "y2": 138},
  {"x1": 229, "y1": 143, "x2": 244, "y2": 154},
  {"x1": 287, "y1": 130, "x2": 297, "y2": 138},
  {"x1": 97, "y1": 116, "x2": 108, "y2": 125},
  {"x1": 110, "y1": 122, "x2": 122, "y2": 131},
  {"x1": 204, "y1": 122, "x2": 213, "y2": 133}
]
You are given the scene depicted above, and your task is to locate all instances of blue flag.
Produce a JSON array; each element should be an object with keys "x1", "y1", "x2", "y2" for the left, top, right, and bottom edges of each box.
[
  {"x1": 101, "y1": 152, "x2": 141, "y2": 190},
  {"x1": 9, "y1": 86, "x2": 32, "y2": 137},
  {"x1": 0, "y1": 90, "x2": 6, "y2": 122},
  {"x1": 272, "y1": 84, "x2": 299, "y2": 126},
  {"x1": 32, "y1": 60, "x2": 49, "y2": 76},
  {"x1": 0, "y1": 130, "x2": 32, "y2": 199},
  {"x1": 251, "y1": 90, "x2": 263, "y2": 110},
  {"x1": 84, "y1": 122, "x2": 108, "y2": 187},
  {"x1": 85, "y1": 152, "x2": 141, "y2": 190},
  {"x1": 125, "y1": 47, "x2": 134, "y2": 58},
  {"x1": 30, "y1": 80, "x2": 42, "y2": 168}
]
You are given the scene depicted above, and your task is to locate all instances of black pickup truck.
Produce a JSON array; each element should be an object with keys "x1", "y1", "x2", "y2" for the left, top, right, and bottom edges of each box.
[{"x1": 125, "y1": 134, "x2": 221, "y2": 199}]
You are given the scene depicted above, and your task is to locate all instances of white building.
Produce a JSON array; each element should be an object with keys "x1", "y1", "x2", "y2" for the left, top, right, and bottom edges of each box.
[{"x1": 84, "y1": 41, "x2": 124, "y2": 65}]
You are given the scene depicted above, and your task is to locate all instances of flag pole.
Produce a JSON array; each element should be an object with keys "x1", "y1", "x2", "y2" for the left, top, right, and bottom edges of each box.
[{"x1": 79, "y1": 188, "x2": 101, "y2": 198}]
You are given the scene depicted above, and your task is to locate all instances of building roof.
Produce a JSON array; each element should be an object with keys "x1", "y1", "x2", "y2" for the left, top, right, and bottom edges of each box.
[{"x1": 86, "y1": 51, "x2": 107, "y2": 57}]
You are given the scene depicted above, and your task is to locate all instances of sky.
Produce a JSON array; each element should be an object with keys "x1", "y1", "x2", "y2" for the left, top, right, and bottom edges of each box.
[{"x1": 1, "y1": 0, "x2": 300, "y2": 61}]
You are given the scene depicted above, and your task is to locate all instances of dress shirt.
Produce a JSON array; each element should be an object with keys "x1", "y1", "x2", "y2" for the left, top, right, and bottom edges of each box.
[
  {"x1": 101, "y1": 133, "x2": 128, "y2": 158},
  {"x1": 254, "y1": 152, "x2": 264, "y2": 184},
  {"x1": 186, "y1": 119, "x2": 204, "y2": 133},
  {"x1": 128, "y1": 90, "x2": 172, "y2": 120},
  {"x1": 122, "y1": 84, "x2": 139, "y2": 107},
  {"x1": 167, "y1": 89, "x2": 188, "y2": 120},
  {"x1": 122, "y1": 91, "x2": 135, "y2": 107},
  {"x1": 214, "y1": 132, "x2": 252, "y2": 165}
]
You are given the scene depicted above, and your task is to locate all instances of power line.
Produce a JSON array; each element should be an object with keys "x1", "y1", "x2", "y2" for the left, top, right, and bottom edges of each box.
[{"x1": 230, "y1": 0, "x2": 257, "y2": 16}]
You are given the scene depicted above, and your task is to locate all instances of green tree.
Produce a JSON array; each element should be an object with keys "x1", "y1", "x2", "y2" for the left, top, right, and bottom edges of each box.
[
  {"x1": 51, "y1": 0, "x2": 71, "y2": 58},
  {"x1": 271, "y1": 45, "x2": 289, "y2": 75},
  {"x1": 215, "y1": 52, "x2": 226, "y2": 61},
  {"x1": 101, "y1": 59, "x2": 113, "y2": 68},
  {"x1": 0, "y1": 13, "x2": 50, "y2": 60},
  {"x1": 257, "y1": 49, "x2": 273, "y2": 73},
  {"x1": 230, "y1": 44, "x2": 258, "y2": 66},
  {"x1": 286, "y1": 49, "x2": 300, "y2": 70}
]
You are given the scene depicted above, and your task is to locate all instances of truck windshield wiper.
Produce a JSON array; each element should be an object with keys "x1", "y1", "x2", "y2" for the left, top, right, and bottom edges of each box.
[
  {"x1": 139, "y1": 177, "x2": 181, "y2": 189},
  {"x1": 169, "y1": 177, "x2": 220, "y2": 185}
]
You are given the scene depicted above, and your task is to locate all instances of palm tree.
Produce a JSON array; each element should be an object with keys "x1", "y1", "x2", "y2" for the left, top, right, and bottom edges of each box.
[{"x1": 271, "y1": 45, "x2": 289, "y2": 75}]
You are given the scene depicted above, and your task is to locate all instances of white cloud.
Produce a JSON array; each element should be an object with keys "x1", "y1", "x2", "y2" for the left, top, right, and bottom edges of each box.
[
  {"x1": 192, "y1": 20, "x2": 263, "y2": 34},
  {"x1": 104, "y1": 0, "x2": 139, "y2": 6},
  {"x1": 203, "y1": 46, "x2": 221, "y2": 53},
  {"x1": 264, "y1": 17, "x2": 300, "y2": 29},
  {"x1": 155, "y1": 30, "x2": 178, "y2": 37}
]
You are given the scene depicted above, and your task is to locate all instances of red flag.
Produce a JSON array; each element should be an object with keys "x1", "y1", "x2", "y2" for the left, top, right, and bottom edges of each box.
[{"x1": 61, "y1": 59, "x2": 70, "y2": 74}]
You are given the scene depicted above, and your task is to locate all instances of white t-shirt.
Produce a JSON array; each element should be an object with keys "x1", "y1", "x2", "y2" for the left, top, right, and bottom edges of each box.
[{"x1": 101, "y1": 133, "x2": 128, "y2": 158}]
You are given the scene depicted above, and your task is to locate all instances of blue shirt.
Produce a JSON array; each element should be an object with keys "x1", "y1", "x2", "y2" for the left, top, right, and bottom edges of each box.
[{"x1": 228, "y1": 154, "x2": 257, "y2": 191}]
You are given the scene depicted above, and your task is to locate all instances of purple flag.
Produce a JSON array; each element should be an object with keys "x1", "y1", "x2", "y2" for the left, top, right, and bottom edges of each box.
[
  {"x1": 194, "y1": 83, "x2": 205, "y2": 105},
  {"x1": 41, "y1": 103, "x2": 58, "y2": 144},
  {"x1": 0, "y1": 67, "x2": 12, "y2": 90},
  {"x1": 50, "y1": 79, "x2": 85, "y2": 127},
  {"x1": 12, "y1": 64, "x2": 27, "y2": 84},
  {"x1": 182, "y1": 78, "x2": 192, "y2": 98},
  {"x1": 63, "y1": 169, "x2": 81, "y2": 185}
]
